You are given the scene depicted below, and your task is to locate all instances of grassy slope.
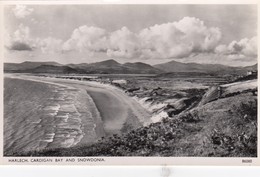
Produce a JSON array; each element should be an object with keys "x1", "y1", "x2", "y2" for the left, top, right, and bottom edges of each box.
[
  {"x1": 17, "y1": 91, "x2": 257, "y2": 157},
  {"x1": 173, "y1": 93, "x2": 257, "y2": 157}
]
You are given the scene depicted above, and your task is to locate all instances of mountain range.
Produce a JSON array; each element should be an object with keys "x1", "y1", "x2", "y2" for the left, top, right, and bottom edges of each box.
[
  {"x1": 4, "y1": 59, "x2": 257, "y2": 75},
  {"x1": 154, "y1": 60, "x2": 257, "y2": 75}
]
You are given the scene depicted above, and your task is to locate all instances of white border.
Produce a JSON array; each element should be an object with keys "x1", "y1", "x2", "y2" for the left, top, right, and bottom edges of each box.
[{"x1": 0, "y1": 0, "x2": 259, "y2": 166}]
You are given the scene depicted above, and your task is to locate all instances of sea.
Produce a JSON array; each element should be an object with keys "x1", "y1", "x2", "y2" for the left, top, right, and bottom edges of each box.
[{"x1": 4, "y1": 77, "x2": 105, "y2": 156}]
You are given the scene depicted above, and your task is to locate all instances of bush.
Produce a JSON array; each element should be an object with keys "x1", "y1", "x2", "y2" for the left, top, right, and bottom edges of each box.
[{"x1": 233, "y1": 99, "x2": 257, "y2": 123}]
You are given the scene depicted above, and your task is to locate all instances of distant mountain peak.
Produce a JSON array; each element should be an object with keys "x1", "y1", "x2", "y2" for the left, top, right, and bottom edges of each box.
[
  {"x1": 154, "y1": 59, "x2": 257, "y2": 75},
  {"x1": 123, "y1": 62, "x2": 156, "y2": 68},
  {"x1": 98, "y1": 59, "x2": 120, "y2": 64},
  {"x1": 125, "y1": 62, "x2": 149, "y2": 65},
  {"x1": 21, "y1": 61, "x2": 60, "y2": 64}
]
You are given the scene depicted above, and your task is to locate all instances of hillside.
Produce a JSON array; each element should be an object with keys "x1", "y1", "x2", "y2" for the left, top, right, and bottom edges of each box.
[
  {"x1": 71, "y1": 59, "x2": 126, "y2": 74},
  {"x1": 243, "y1": 64, "x2": 257, "y2": 71},
  {"x1": 122, "y1": 62, "x2": 162, "y2": 74},
  {"x1": 4, "y1": 59, "x2": 161, "y2": 74},
  {"x1": 154, "y1": 60, "x2": 257, "y2": 75},
  {"x1": 154, "y1": 60, "x2": 229, "y2": 73},
  {"x1": 27, "y1": 65, "x2": 79, "y2": 74},
  {"x1": 68, "y1": 59, "x2": 162, "y2": 74},
  {"x1": 4, "y1": 61, "x2": 62, "y2": 72}
]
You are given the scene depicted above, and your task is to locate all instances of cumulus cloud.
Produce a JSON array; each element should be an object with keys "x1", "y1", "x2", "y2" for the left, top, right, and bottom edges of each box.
[
  {"x1": 138, "y1": 17, "x2": 221, "y2": 59},
  {"x1": 5, "y1": 24, "x2": 64, "y2": 53},
  {"x1": 13, "y1": 24, "x2": 31, "y2": 42},
  {"x1": 63, "y1": 17, "x2": 222, "y2": 59},
  {"x1": 5, "y1": 24, "x2": 34, "y2": 51},
  {"x1": 107, "y1": 27, "x2": 141, "y2": 58},
  {"x1": 62, "y1": 25, "x2": 107, "y2": 54},
  {"x1": 9, "y1": 41, "x2": 32, "y2": 51},
  {"x1": 107, "y1": 17, "x2": 222, "y2": 59},
  {"x1": 215, "y1": 44, "x2": 228, "y2": 54},
  {"x1": 7, "y1": 16, "x2": 256, "y2": 61},
  {"x1": 12, "y1": 5, "x2": 34, "y2": 19},
  {"x1": 215, "y1": 36, "x2": 257, "y2": 58},
  {"x1": 38, "y1": 37, "x2": 63, "y2": 53}
]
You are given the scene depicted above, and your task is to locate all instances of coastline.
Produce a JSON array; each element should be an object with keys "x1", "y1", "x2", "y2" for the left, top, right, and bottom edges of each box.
[{"x1": 4, "y1": 74, "x2": 152, "y2": 152}]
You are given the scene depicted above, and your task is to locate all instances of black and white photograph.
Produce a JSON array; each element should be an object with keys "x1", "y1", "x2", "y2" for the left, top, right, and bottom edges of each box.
[{"x1": 1, "y1": 1, "x2": 258, "y2": 165}]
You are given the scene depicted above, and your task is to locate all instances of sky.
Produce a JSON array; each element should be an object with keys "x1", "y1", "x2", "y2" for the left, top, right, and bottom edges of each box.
[{"x1": 3, "y1": 4, "x2": 258, "y2": 66}]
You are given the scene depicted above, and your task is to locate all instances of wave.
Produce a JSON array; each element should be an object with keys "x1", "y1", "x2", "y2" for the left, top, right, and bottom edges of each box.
[
  {"x1": 4, "y1": 77, "x2": 105, "y2": 155},
  {"x1": 81, "y1": 90, "x2": 105, "y2": 138}
]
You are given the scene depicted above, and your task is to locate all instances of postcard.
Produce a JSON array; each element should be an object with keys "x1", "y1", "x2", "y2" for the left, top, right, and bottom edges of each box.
[{"x1": 0, "y1": 0, "x2": 259, "y2": 166}]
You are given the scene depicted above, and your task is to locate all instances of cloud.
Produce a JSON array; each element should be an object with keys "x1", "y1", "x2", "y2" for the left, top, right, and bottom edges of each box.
[
  {"x1": 215, "y1": 44, "x2": 228, "y2": 54},
  {"x1": 63, "y1": 17, "x2": 222, "y2": 59},
  {"x1": 107, "y1": 17, "x2": 222, "y2": 59},
  {"x1": 138, "y1": 17, "x2": 221, "y2": 59},
  {"x1": 30, "y1": 18, "x2": 39, "y2": 24},
  {"x1": 8, "y1": 41, "x2": 33, "y2": 51},
  {"x1": 12, "y1": 5, "x2": 34, "y2": 19},
  {"x1": 62, "y1": 25, "x2": 107, "y2": 54},
  {"x1": 38, "y1": 37, "x2": 63, "y2": 53},
  {"x1": 5, "y1": 24, "x2": 64, "y2": 53},
  {"x1": 107, "y1": 27, "x2": 141, "y2": 58},
  {"x1": 215, "y1": 36, "x2": 257, "y2": 58},
  {"x1": 5, "y1": 24, "x2": 34, "y2": 51},
  {"x1": 7, "y1": 16, "x2": 256, "y2": 62},
  {"x1": 227, "y1": 54, "x2": 248, "y2": 60},
  {"x1": 13, "y1": 24, "x2": 31, "y2": 42}
]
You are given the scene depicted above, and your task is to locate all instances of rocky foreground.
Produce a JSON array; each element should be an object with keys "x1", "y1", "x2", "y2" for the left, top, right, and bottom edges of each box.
[{"x1": 17, "y1": 76, "x2": 257, "y2": 157}]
